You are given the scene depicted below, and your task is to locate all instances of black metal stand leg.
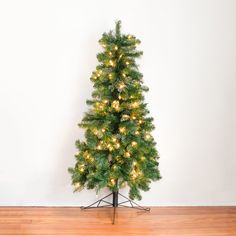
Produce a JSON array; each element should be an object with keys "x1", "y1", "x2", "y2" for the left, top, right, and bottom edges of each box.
[
  {"x1": 80, "y1": 192, "x2": 113, "y2": 210},
  {"x1": 80, "y1": 189, "x2": 150, "y2": 224},
  {"x1": 118, "y1": 193, "x2": 150, "y2": 211}
]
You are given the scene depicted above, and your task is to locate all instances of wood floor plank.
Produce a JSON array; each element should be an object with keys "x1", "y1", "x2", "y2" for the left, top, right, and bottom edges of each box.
[{"x1": 0, "y1": 207, "x2": 235, "y2": 235}]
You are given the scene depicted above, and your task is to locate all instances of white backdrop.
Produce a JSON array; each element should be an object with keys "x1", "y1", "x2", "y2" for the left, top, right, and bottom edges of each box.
[{"x1": 0, "y1": 0, "x2": 235, "y2": 206}]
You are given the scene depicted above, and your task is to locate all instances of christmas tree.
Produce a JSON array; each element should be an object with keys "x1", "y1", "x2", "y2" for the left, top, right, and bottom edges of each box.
[{"x1": 69, "y1": 21, "x2": 161, "y2": 201}]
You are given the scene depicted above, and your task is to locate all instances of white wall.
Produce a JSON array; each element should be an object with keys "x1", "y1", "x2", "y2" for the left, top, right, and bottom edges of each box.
[{"x1": 0, "y1": 0, "x2": 235, "y2": 206}]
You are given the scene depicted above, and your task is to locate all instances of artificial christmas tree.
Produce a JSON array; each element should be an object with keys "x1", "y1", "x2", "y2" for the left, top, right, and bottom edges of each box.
[{"x1": 69, "y1": 21, "x2": 161, "y2": 223}]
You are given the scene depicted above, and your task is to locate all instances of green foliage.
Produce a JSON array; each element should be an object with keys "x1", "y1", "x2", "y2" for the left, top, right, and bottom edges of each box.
[{"x1": 68, "y1": 20, "x2": 161, "y2": 200}]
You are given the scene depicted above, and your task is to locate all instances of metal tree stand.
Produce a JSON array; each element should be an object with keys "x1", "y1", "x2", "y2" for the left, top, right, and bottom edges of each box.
[{"x1": 81, "y1": 190, "x2": 150, "y2": 224}]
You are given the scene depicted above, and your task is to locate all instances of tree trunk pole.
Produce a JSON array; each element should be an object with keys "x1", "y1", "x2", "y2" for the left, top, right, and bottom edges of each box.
[{"x1": 112, "y1": 181, "x2": 118, "y2": 224}]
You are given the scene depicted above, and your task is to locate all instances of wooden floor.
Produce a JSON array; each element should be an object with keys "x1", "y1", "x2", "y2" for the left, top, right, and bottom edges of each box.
[{"x1": 0, "y1": 207, "x2": 235, "y2": 235}]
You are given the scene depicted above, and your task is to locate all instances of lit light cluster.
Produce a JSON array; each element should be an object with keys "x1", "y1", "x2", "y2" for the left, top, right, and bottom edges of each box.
[
  {"x1": 95, "y1": 102, "x2": 105, "y2": 111},
  {"x1": 131, "y1": 101, "x2": 139, "y2": 109},
  {"x1": 130, "y1": 169, "x2": 142, "y2": 180},
  {"x1": 111, "y1": 100, "x2": 120, "y2": 111},
  {"x1": 119, "y1": 126, "x2": 126, "y2": 133},
  {"x1": 74, "y1": 182, "x2": 81, "y2": 190},
  {"x1": 124, "y1": 151, "x2": 131, "y2": 158},
  {"x1": 109, "y1": 60, "x2": 115, "y2": 67},
  {"x1": 131, "y1": 141, "x2": 137, "y2": 147},
  {"x1": 118, "y1": 82, "x2": 125, "y2": 90},
  {"x1": 78, "y1": 164, "x2": 85, "y2": 172}
]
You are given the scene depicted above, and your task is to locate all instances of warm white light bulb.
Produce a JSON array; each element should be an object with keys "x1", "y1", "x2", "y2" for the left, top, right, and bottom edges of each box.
[
  {"x1": 74, "y1": 182, "x2": 81, "y2": 189},
  {"x1": 138, "y1": 119, "x2": 143, "y2": 124},
  {"x1": 124, "y1": 152, "x2": 131, "y2": 158},
  {"x1": 132, "y1": 101, "x2": 139, "y2": 108},
  {"x1": 131, "y1": 141, "x2": 137, "y2": 147},
  {"x1": 109, "y1": 60, "x2": 115, "y2": 67},
  {"x1": 118, "y1": 82, "x2": 125, "y2": 90},
  {"x1": 119, "y1": 127, "x2": 126, "y2": 133}
]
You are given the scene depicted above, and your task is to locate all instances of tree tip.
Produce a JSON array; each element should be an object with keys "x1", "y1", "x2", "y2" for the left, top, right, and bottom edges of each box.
[{"x1": 115, "y1": 20, "x2": 122, "y2": 36}]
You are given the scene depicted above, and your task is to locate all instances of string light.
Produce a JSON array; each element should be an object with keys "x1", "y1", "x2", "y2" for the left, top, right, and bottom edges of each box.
[
  {"x1": 84, "y1": 151, "x2": 91, "y2": 160},
  {"x1": 131, "y1": 141, "x2": 137, "y2": 147},
  {"x1": 135, "y1": 40, "x2": 141, "y2": 46},
  {"x1": 131, "y1": 115, "x2": 137, "y2": 120},
  {"x1": 103, "y1": 99, "x2": 108, "y2": 104},
  {"x1": 128, "y1": 34, "x2": 132, "y2": 39},
  {"x1": 115, "y1": 142, "x2": 120, "y2": 149},
  {"x1": 109, "y1": 60, "x2": 115, "y2": 67},
  {"x1": 131, "y1": 170, "x2": 138, "y2": 179},
  {"x1": 101, "y1": 128, "x2": 106, "y2": 133},
  {"x1": 100, "y1": 42, "x2": 106, "y2": 48},
  {"x1": 112, "y1": 100, "x2": 120, "y2": 111},
  {"x1": 107, "y1": 143, "x2": 114, "y2": 151},
  {"x1": 131, "y1": 101, "x2": 139, "y2": 108},
  {"x1": 93, "y1": 128, "x2": 98, "y2": 135},
  {"x1": 119, "y1": 127, "x2": 126, "y2": 133},
  {"x1": 133, "y1": 161, "x2": 137, "y2": 166},
  {"x1": 135, "y1": 131, "x2": 140, "y2": 135},
  {"x1": 122, "y1": 73, "x2": 126, "y2": 77},
  {"x1": 124, "y1": 151, "x2": 131, "y2": 158},
  {"x1": 118, "y1": 82, "x2": 125, "y2": 90},
  {"x1": 74, "y1": 182, "x2": 81, "y2": 189},
  {"x1": 96, "y1": 102, "x2": 105, "y2": 110},
  {"x1": 122, "y1": 114, "x2": 130, "y2": 120},
  {"x1": 96, "y1": 70, "x2": 102, "y2": 77},
  {"x1": 138, "y1": 119, "x2": 143, "y2": 124},
  {"x1": 108, "y1": 73, "x2": 113, "y2": 80},
  {"x1": 112, "y1": 137, "x2": 117, "y2": 142},
  {"x1": 96, "y1": 144, "x2": 102, "y2": 150},
  {"x1": 109, "y1": 51, "x2": 112, "y2": 56},
  {"x1": 145, "y1": 133, "x2": 151, "y2": 140},
  {"x1": 114, "y1": 45, "x2": 118, "y2": 50},
  {"x1": 125, "y1": 61, "x2": 130, "y2": 65},
  {"x1": 110, "y1": 178, "x2": 116, "y2": 185},
  {"x1": 119, "y1": 54, "x2": 123, "y2": 59},
  {"x1": 141, "y1": 156, "x2": 145, "y2": 161},
  {"x1": 131, "y1": 169, "x2": 142, "y2": 180}
]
